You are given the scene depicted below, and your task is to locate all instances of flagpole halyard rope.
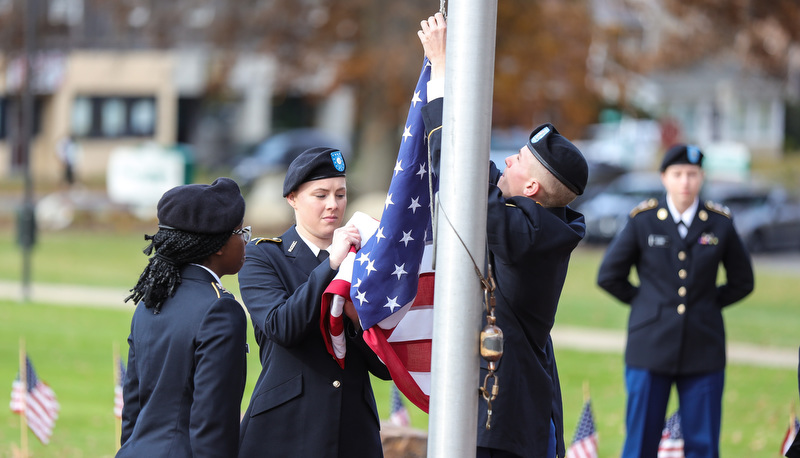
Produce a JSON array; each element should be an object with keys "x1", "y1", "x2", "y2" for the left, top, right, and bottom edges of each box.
[{"x1": 433, "y1": 194, "x2": 503, "y2": 429}]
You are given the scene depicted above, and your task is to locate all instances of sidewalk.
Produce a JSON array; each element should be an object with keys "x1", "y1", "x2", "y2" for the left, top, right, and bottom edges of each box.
[{"x1": 1, "y1": 279, "x2": 796, "y2": 369}]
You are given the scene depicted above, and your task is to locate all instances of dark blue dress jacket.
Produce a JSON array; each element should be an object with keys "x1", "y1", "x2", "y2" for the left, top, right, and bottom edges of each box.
[
  {"x1": 237, "y1": 226, "x2": 391, "y2": 458},
  {"x1": 119, "y1": 264, "x2": 248, "y2": 457},
  {"x1": 422, "y1": 97, "x2": 585, "y2": 458},
  {"x1": 597, "y1": 196, "x2": 754, "y2": 374}
]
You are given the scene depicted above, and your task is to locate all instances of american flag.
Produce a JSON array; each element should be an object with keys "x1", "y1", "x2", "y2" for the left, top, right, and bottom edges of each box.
[
  {"x1": 389, "y1": 383, "x2": 411, "y2": 427},
  {"x1": 781, "y1": 415, "x2": 800, "y2": 456},
  {"x1": 114, "y1": 358, "x2": 127, "y2": 419},
  {"x1": 657, "y1": 410, "x2": 684, "y2": 458},
  {"x1": 566, "y1": 400, "x2": 598, "y2": 458},
  {"x1": 321, "y1": 57, "x2": 436, "y2": 412},
  {"x1": 10, "y1": 356, "x2": 60, "y2": 444}
]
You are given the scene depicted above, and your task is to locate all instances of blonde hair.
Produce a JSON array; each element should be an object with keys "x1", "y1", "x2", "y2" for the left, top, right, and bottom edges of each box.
[{"x1": 528, "y1": 158, "x2": 578, "y2": 207}]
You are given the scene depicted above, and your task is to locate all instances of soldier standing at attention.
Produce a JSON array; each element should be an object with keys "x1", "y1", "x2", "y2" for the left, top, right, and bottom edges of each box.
[
  {"x1": 597, "y1": 145, "x2": 754, "y2": 458},
  {"x1": 119, "y1": 177, "x2": 249, "y2": 457}
]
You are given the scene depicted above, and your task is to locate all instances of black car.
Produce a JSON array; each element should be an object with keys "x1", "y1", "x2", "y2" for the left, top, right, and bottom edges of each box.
[
  {"x1": 231, "y1": 128, "x2": 350, "y2": 186},
  {"x1": 576, "y1": 171, "x2": 663, "y2": 243},
  {"x1": 728, "y1": 187, "x2": 800, "y2": 253}
]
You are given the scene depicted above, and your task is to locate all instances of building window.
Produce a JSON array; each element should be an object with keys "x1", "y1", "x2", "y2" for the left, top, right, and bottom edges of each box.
[
  {"x1": 130, "y1": 98, "x2": 156, "y2": 135},
  {"x1": 70, "y1": 97, "x2": 92, "y2": 136},
  {"x1": 70, "y1": 95, "x2": 157, "y2": 138},
  {"x1": 101, "y1": 98, "x2": 126, "y2": 136}
]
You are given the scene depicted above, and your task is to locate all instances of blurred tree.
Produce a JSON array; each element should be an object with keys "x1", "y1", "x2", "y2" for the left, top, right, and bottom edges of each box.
[
  {"x1": 0, "y1": 0, "x2": 608, "y2": 191},
  {"x1": 593, "y1": 0, "x2": 800, "y2": 111}
]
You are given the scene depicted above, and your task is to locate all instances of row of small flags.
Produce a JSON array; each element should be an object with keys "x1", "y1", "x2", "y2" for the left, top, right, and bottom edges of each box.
[
  {"x1": 567, "y1": 397, "x2": 800, "y2": 458},
  {"x1": 566, "y1": 399, "x2": 684, "y2": 458},
  {"x1": 9, "y1": 346, "x2": 127, "y2": 452},
  {"x1": 10, "y1": 354, "x2": 800, "y2": 455}
]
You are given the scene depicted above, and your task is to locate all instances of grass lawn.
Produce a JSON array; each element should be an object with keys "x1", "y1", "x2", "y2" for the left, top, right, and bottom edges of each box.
[{"x1": 1, "y1": 227, "x2": 799, "y2": 456}]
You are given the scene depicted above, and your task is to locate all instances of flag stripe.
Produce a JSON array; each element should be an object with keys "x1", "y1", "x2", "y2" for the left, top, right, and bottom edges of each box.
[{"x1": 10, "y1": 356, "x2": 60, "y2": 444}]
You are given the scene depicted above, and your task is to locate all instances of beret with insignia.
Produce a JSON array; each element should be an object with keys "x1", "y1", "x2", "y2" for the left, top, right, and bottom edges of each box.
[
  {"x1": 660, "y1": 144, "x2": 704, "y2": 172},
  {"x1": 157, "y1": 177, "x2": 245, "y2": 234},
  {"x1": 283, "y1": 147, "x2": 346, "y2": 197},
  {"x1": 526, "y1": 123, "x2": 588, "y2": 196}
]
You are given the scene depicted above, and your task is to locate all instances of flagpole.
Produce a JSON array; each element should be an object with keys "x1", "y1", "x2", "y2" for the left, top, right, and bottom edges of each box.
[
  {"x1": 427, "y1": 1, "x2": 498, "y2": 456},
  {"x1": 583, "y1": 381, "x2": 590, "y2": 403},
  {"x1": 19, "y1": 338, "x2": 28, "y2": 458},
  {"x1": 113, "y1": 342, "x2": 121, "y2": 451}
]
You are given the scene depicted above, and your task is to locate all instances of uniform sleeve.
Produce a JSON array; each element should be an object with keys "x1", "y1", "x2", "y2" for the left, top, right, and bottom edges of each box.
[
  {"x1": 421, "y1": 97, "x2": 443, "y2": 176},
  {"x1": 189, "y1": 297, "x2": 247, "y2": 457},
  {"x1": 597, "y1": 216, "x2": 641, "y2": 304},
  {"x1": 716, "y1": 221, "x2": 755, "y2": 307},
  {"x1": 120, "y1": 328, "x2": 140, "y2": 444},
  {"x1": 239, "y1": 243, "x2": 337, "y2": 347}
]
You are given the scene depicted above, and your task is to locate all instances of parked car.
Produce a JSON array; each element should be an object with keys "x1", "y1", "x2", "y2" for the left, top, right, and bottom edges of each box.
[
  {"x1": 729, "y1": 187, "x2": 800, "y2": 253},
  {"x1": 231, "y1": 128, "x2": 350, "y2": 186},
  {"x1": 576, "y1": 171, "x2": 663, "y2": 243}
]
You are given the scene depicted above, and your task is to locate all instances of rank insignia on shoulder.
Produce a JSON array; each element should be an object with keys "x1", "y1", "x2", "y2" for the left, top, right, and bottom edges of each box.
[
  {"x1": 630, "y1": 198, "x2": 658, "y2": 217},
  {"x1": 211, "y1": 282, "x2": 230, "y2": 298},
  {"x1": 215, "y1": 282, "x2": 228, "y2": 292},
  {"x1": 705, "y1": 201, "x2": 731, "y2": 218},
  {"x1": 254, "y1": 237, "x2": 281, "y2": 245}
]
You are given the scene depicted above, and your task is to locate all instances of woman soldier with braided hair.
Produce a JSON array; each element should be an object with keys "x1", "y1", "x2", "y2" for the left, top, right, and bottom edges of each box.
[{"x1": 118, "y1": 177, "x2": 250, "y2": 458}]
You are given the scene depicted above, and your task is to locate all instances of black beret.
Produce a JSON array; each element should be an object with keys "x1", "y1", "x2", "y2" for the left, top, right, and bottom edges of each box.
[
  {"x1": 157, "y1": 177, "x2": 245, "y2": 234},
  {"x1": 660, "y1": 144, "x2": 703, "y2": 171},
  {"x1": 282, "y1": 147, "x2": 346, "y2": 197},
  {"x1": 526, "y1": 123, "x2": 588, "y2": 196}
]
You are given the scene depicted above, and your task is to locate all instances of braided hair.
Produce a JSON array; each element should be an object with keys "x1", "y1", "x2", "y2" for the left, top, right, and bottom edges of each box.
[{"x1": 125, "y1": 227, "x2": 231, "y2": 314}]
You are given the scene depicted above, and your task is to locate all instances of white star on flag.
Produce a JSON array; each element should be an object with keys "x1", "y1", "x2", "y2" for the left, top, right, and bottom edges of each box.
[
  {"x1": 392, "y1": 264, "x2": 408, "y2": 280},
  {"x1": 416, "y1": 163, "x2": 427, "y2": 179},
  {"x1": 408, "y1": 197, "x2": 421, "y2": 214},
  {"x1": 411, "y1": 90, "x2": 422, "y2": 107},
  {"x1": 399, "y1": 231, "x2": 414, "y2": 247},
  {"x1": 402, "y1": 125, "x2": 413, "y2": 142}
]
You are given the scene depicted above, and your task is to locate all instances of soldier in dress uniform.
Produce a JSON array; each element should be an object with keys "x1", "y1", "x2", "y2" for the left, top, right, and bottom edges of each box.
[
  {"x1": 419, "y1": 14, "x2": 588, "y2": 458},
  {"x1": 597, "y1": 145, "x2": 755, "y2": 458},
  {"x1": 237, "y1": 147, "x2": 391, "y2": 457},
  {"x1": 118, "y1": 177, "x2": 249, "y2": 457}
]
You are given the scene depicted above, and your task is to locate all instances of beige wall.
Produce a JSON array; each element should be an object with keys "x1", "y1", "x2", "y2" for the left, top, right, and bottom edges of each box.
[{"x1": 0, "y1": 50, "x2": 177, "y2": 183}]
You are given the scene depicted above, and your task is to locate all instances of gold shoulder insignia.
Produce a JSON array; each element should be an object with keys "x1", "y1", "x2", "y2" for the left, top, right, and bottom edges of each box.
[
  {"x1": 211, "y1": 282, "x2": 231, "y2": 298},
  {"x1": 630, "y1": 198, "x2": 658, "y2": 218},
  {"x1": 505, "y1": 203, "x2": 518, "y2": 208},
  {"x1": 254, "y1": 237, "x2": 282, "y2": 245},
  {"x1": 705, "y1": 200, "x2": 731, "y2": 218}
]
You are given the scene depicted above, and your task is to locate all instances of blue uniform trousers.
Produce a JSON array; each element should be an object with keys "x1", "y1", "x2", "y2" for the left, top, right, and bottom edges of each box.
[{"x1": 622, "y1": 366, "x2": 724, "y2": 458}]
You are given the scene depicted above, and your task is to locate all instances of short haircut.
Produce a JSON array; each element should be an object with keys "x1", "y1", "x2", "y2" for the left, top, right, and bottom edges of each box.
[{"x1": 528, "y1": 158, "x2": 578, "y2": 207}]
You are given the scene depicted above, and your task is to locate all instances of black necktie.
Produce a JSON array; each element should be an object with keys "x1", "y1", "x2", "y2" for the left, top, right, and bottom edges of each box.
[
  {"x1": 677, "y1": 220, "x2": 687, "y2": 238},
  {"x1": 317, "y1": 250, "x2": 329, "y2": 263}
]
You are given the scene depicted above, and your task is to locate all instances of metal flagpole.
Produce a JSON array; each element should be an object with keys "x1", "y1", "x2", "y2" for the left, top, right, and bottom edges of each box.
[{"x1": 427, "y1": 1, "x2": 498, "y2": 456}]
